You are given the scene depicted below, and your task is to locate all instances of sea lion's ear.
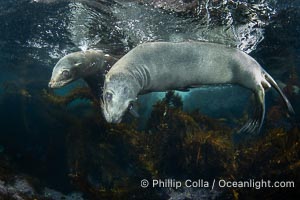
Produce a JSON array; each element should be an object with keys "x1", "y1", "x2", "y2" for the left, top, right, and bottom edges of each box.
[
  {"x1": 74, "y1": 62, "x2": 82, "y2": 67},
  {"x1": 123, "y1": 87, "x2": 129, "y2": 94}
]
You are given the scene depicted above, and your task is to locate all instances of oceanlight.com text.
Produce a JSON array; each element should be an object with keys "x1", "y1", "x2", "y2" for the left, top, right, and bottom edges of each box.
[{"x1": 140, "y1": 179, "x2": 295, "y2": 190}]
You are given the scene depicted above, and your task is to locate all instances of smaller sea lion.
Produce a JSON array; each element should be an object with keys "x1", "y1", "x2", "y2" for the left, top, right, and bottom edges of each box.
[{"x1": 48, "y1": 49, "x2": 117, "y2": 98}]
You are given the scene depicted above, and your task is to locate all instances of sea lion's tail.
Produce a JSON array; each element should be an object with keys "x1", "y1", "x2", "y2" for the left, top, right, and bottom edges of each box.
[{"x1": 264, "y1": 71, "x2": 295, "y2": 115}]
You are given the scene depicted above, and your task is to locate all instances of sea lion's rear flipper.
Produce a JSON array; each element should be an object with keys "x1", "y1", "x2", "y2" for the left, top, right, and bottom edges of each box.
[
  {"x1": 238, "y1": 87, "x2": 265, "y2": 134},
  {"x1": 264, "y1": 71, "x2": 295, "y2": 115}
]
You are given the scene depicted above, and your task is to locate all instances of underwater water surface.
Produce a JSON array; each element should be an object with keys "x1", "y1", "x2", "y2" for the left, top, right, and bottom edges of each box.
[{"x1": 0, "y1": 0, "x2": 300, "y2": 199}]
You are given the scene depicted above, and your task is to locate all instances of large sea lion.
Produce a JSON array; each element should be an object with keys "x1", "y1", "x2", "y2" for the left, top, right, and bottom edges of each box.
[
  {"x1": 101, "y1": 41, "x2": 294, "y2": 134},
  {"x1": 48, "y1": 49, "x2": 117, "y2": 98}
]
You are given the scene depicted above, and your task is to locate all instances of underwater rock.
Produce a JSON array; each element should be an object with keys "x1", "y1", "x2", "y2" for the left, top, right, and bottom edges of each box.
[
  {"x1": 10, "y1": 178, "x2": 35, "y2": 197},
  {"x1": 0, "y1": 175, "x2": 44, "y2": 199},
  {"x1": 44, "y1": 188, "x2": 84, "y2": 200},
  {"x1": 166, "y1": 187, "x2": 221, "y2": 200},
  {"x1": 0, "y1": 171, "x2": 84, "y2": 200}
]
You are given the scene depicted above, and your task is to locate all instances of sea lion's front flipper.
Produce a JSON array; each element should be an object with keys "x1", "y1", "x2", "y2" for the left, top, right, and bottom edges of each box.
[
  {"x1": 176, "y1": 85, "x2": 202, "y2": 92},
  {"x1": 238, "y1": 87, "x2": 265, "y2": 135},
  {"x1": 176, "y1": 87, "x2": 190, "y2": 92},
  {"x1": 129, "y1": 101, "x2": 140, "y2": 118}
]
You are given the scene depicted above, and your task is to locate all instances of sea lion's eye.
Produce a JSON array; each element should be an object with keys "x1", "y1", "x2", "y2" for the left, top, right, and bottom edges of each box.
[
  {"x1": 105, "y1": 92, "x2": 113, "y2": 102},
  {"x1": 61, "y1": 70, "x2": 70, "y2": 78},
  {"x1": 128, "y1": 103, "x2": 133, "y2": 110}
]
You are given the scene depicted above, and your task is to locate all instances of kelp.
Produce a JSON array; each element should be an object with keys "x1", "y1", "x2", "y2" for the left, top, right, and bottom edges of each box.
[
  {"x1": 1, "y1": 86, "x2": 298, "y2": 199},
  {"x1": 52, "y1": 89, "x2": 299, "y2": 198},
  {"x1": 234, "y1": 126, "x2": 300, "y2": 199},
  {"x1": 42, "y1": 87, "x2": 97, "y2": 106}
]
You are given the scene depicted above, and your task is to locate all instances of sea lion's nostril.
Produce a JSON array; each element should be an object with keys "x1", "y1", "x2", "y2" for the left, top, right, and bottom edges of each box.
[{"x1": 48, "y1": 81, "x2": 53, "y2": 88}]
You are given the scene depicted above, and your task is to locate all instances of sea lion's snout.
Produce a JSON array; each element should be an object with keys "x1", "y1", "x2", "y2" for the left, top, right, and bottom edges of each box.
[
  {"x1": 48, "y1": 80, "x2": 60, "y2": 88},
  {"x1": 101, "y1": 100, "x2": 124, "y2": 124},
  {"x1": 110, "y1": 117, "x2": 122, "y2": 124},
  {"x1": 101, "y1": 89, "x2": 122, "y2": 123},
  {"x1": 103, "y1": 112, "x2": 122, "y2": 124},
  {"x1": 48, "y1": 80, "x2": 54, "y2": 88}
]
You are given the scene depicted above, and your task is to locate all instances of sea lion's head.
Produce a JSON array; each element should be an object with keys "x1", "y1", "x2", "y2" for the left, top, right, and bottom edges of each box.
[
  {"x1": 48, "y1": 52, "x2": 84, "y2": 88},
  {"x1": 101, "y1": 73, "x2": 138, "y2": 123}
]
